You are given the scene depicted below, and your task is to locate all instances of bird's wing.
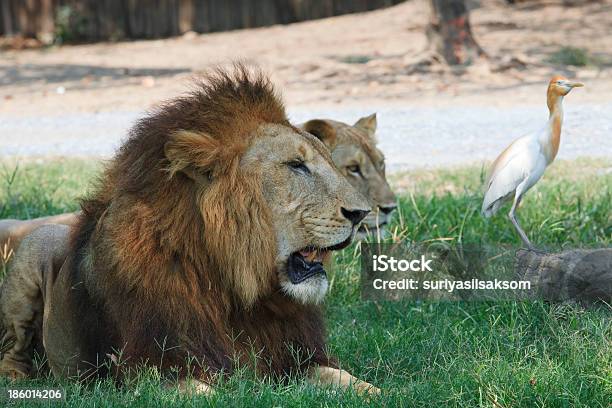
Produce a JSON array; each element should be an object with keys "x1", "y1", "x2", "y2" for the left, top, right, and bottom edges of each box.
[{"x1": 482, "y1": 136, "x2": 539, "y2": 215}]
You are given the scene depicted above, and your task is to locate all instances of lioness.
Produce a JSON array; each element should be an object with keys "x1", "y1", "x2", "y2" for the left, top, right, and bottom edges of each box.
[
  {"x1": 0, "y1": 115, "x2": 396, "y2": 254},
  {"x1": 0, "y1": 67, "x2": 379, "y2": 395}
]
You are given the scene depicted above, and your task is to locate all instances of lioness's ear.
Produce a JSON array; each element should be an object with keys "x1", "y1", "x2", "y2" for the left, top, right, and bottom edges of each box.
[
  {"x1": 165, "y1": 130, "x2": 220, "y2": 180},
  {"x1": 354, "y1": 113, "x2": 377, "y2": 138},
  {"x1": 301, "y1": 119, "x2": 337, "y2": 151}
]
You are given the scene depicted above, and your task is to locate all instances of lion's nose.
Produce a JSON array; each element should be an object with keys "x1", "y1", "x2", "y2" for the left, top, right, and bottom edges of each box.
[
  {"x1": 341, "y1": 207, "x2": 370, "y2": 226},
  {"x1": 379, "y1": 203, "x2": 397, "y2": 215}
]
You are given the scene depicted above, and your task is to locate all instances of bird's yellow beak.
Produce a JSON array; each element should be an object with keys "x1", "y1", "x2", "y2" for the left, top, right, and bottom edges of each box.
[{"x1": 569, "y1": 82, "x2": 584, "y2": 88}]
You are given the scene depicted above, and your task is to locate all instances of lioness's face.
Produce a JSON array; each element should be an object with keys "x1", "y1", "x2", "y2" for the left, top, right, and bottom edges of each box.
[
  {"x1": 301, "y1": 114, "x2": 397, "y2": 238},
  {"x1": 242, "y1": 123, "x2": 371, "y2": 304},
  {"x1": 332, "y1": 134, "x2": 396, "y2": 238}
]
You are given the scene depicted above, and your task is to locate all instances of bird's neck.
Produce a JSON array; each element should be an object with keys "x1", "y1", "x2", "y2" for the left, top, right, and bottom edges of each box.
[{"x1": 544, "y1": 94, "x2": 564, "y2": 163}]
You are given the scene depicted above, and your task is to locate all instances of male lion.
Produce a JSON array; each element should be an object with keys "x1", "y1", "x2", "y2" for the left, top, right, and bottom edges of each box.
[
  {"x1": 0, "y1": 68, "x2": 379, "y2": 395},
  {"x1": 0, "y1": 115, "x2": 396, "y2": 254},
  {"x1": 301, "y1": 114, "x2": 397, "y2": 237}
]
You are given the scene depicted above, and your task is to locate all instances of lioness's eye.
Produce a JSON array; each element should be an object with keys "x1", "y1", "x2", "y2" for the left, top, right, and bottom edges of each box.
[
  {"x1": 286, "y1": 160, "x2": 311, "y2": 175},
  {"x1": 347, "y1": 165, "x2": 361, "y2": 175}
]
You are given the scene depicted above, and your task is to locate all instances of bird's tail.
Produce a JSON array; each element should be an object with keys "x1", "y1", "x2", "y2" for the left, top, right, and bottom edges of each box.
[{"x1": 481, "y1": 198, "x2": 502, "y2": 218}]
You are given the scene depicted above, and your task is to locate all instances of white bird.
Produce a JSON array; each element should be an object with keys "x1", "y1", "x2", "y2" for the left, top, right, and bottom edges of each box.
[{"x1": 482, "y1": 76, "x2": 583, "y2": 249}]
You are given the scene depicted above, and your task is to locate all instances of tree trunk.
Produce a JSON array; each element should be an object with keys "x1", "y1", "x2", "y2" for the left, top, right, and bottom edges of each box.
[
  {"x1": 178, "y1": 0, "x2": 193, "y2": 33},
  {"x1": 1, "y1": 0, "x2": 14, "y2": 36},
  {"x1": 516, "y1": 248, "x2": 612, "y2": 305},
  {"x1": 38, "y1": 0, "x2": 54, "y2": 44},
  {"x1": 427, "y1": 0, "x2": 485, "y2": 65}
]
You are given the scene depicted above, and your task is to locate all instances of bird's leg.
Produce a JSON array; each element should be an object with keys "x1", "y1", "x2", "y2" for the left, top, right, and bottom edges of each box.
[{"x1": 508, "y1": 194, "x2": 535, "y2": 250}]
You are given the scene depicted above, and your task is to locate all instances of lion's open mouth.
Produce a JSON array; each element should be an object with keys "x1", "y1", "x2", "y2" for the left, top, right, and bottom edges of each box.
[{"x1": 287, "y1": 236, "x2": 353, "y2": 284}]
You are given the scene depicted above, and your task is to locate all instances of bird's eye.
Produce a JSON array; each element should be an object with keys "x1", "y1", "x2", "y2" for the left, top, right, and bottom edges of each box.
[
  {"x1": 557, "y1": 80, "x2": 563, "y2": 85},
  {"x1": 286, "y1": 160, "x2": 311, "y2": 175},
  {"x1": 347, "y1": 164, "x2": 362, "y2": 176}
]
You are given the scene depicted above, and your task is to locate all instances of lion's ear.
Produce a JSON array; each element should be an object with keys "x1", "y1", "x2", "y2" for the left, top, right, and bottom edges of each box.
[
  {"x1": 354, "y1": 113, "x2": 377, "y2": 139},
  {"x1": 301, "y1": 119, "x2": 337, "y2": 151},
  {"x1": 165, "y1": 130, "x2": 220, "y2": 180}
]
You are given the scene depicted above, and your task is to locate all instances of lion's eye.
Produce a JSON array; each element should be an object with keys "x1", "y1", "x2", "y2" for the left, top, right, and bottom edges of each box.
[
  {"x1": 287, "y1": 160, "x2": 311, "y2": 175},
  {"x1": 347, "y1": 164, "x2": 362, "y2": 176}
]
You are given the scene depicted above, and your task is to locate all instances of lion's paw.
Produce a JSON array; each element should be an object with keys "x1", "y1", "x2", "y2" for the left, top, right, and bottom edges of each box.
[
  {"x1": 176, "y1": 379, "x2": 215, "y2": 396},
  {"x1": 354, "y1": 380, "x2": 381, "y2": 398}
]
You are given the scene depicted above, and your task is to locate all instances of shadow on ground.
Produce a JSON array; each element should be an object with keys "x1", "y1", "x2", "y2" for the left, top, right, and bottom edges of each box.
[{"x1": 0, "y1": 63, "x2": 191, "y2": 89}]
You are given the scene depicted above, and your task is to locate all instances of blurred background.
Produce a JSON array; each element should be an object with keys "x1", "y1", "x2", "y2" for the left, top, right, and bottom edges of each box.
[{"x1": 1, "y1": 0, "x2": 611, "y2": 170}]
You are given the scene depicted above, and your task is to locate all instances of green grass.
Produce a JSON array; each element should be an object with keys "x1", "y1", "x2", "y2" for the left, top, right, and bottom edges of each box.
[
  {"x1": 547, "y1": 46, "x2": 599, "y2": 67},
  {"x1": 386, "y1": 157, "x2": 611, "y2": 248},
  {"x1": 1, "y1": 158, "x2": 610, "y2": 407},
  {"x1": 0, "y1": 159, "x2": 100, "y2": 220}
]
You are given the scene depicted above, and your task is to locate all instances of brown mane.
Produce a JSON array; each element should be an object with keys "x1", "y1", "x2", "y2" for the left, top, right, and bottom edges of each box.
[{"x1": 68, "y1": 66, "x2": 334, "y2": 381}]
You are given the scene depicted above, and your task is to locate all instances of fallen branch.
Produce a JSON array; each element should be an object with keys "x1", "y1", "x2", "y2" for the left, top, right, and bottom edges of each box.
[{"x1": 516, "y1": 248, "x2": 612, "y2": 305}]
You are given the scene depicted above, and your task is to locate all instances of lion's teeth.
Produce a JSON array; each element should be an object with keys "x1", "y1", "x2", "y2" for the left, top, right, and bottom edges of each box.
[
  {"x1": 299, "y1": 248, "x2": 328, "y2": 263},
  {"x1": 300, "y1": 249, "x2": 317, "y2": 262}
]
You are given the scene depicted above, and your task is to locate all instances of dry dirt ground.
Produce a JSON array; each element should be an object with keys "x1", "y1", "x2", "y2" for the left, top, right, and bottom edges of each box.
[{"x1": 0, "y1": 0, "x2": 611, "y2": 169}]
